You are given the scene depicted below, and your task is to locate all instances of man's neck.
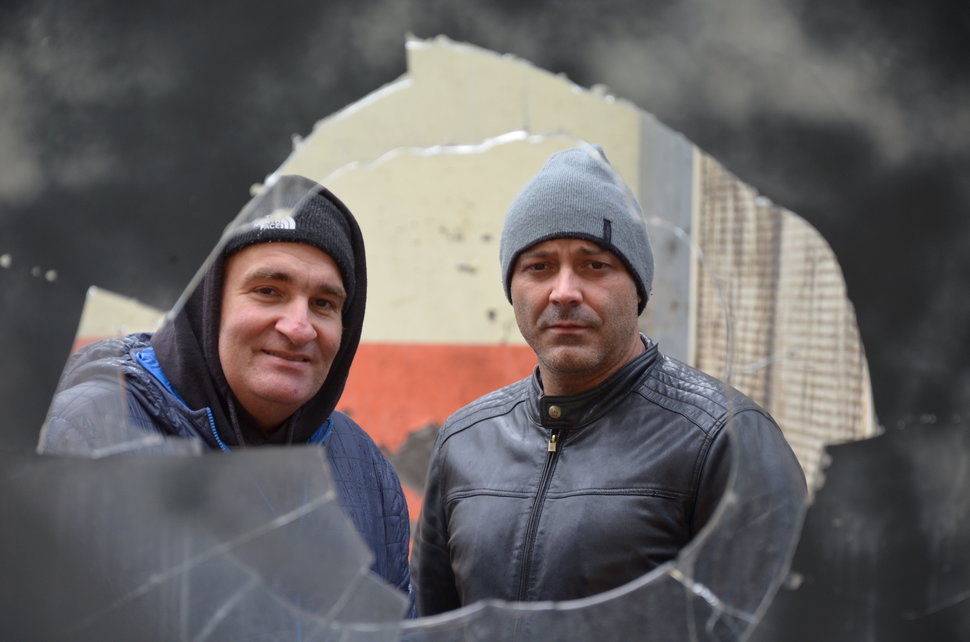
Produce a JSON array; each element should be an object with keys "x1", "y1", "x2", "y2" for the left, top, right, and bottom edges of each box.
[{"x1": 539, "y1": 334, "x2": 647, "y2": 396}]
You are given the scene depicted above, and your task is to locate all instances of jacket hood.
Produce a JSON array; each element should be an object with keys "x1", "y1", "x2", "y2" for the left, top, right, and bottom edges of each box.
[{"x1": 150, "y1": 175, "x2": 367, "y2": 447}]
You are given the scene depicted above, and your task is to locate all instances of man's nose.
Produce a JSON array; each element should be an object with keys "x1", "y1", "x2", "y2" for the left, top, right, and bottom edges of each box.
[
  {"x1": 549, "y1": 268, "x2": 583, "y2": 305},
  {"x1": 276, "y1": 301, "x2": 317, "y2": 345}
]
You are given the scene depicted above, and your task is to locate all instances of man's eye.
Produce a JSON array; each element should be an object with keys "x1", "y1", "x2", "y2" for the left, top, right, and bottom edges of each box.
[
  {"x1": 313, "y1": 298, "x2": 335, "y2": 310},
  {"x1": 524, "y1": 262, "x2": 548, "y2": 272},
  {"x1": 253, "y1": 286, "x2": 277, "y2": 296}
]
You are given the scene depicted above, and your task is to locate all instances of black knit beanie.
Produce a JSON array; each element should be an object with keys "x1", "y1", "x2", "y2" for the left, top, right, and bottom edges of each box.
[{"x1": 223, "y1": 174, "x2": 356, "y2": 309}]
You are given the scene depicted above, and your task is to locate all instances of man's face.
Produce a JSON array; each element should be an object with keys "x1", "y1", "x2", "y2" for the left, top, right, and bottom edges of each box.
[
  {"x1": 511, "y1": 238, "x2": 643, "y2": 395},
  {"x1": 218, "y1": 242, "x2": 345, "y2": 430}
]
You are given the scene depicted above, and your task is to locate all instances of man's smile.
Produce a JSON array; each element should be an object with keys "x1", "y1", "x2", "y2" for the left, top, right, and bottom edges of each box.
[
  {"x1": 546, "y1": 322, "x2": 589, "y2": 333},
  {"x1": 261, "y1": 349, "x2": 312, "y2": 363}
]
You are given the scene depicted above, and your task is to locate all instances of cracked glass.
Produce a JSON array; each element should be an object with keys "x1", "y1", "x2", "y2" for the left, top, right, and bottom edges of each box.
[{"x1": 17, "y1": 139, "x2": 808, "y2": 640}]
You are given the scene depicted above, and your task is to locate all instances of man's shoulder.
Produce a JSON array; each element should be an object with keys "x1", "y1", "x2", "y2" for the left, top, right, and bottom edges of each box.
[
  {"x1": 438, "y1": 376, "x2": 532, "y2": 439},
  {"x1": 327, "y1": 411, "x2": 391, "y2": 461},
  {"x1": 325, "y1": 412, "x2": 405, "y2": 499},
  {"x1": 40, "y1": 333, "x2": 176, "y2": 454},
  {"x1": 636, "y1": 353, "x2": 765, "y2": 434},
  {"x1": 72, "y1": 332, "x2": 153, "y2": 360},
  {"x1": 51, "y1": 333, "x2": 151, "y2": 393}
]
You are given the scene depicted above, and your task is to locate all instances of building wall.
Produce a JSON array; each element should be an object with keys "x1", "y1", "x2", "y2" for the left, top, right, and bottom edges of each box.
[{"x1": 72, "y1": 36, "x2": 876, "y2": 519}]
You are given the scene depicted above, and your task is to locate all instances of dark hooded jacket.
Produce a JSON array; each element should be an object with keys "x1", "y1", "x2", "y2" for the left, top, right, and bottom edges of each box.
[{"x1": 39, "y1": 176, "x2": 412, "y2": 606}]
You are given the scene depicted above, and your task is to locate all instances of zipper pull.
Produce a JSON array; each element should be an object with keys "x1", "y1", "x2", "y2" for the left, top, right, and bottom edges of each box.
[{"x1": 547, "y1": 430, "x2": 559, "y2": 453}]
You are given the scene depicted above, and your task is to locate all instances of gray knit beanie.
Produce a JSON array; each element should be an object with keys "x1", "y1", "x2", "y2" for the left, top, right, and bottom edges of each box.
[
  {"x1": 500, "y1": 145, "x2": 653, "y2": 314},
  {"x1": 223, "y1": 174, "x2": 356, "y2": 307}
]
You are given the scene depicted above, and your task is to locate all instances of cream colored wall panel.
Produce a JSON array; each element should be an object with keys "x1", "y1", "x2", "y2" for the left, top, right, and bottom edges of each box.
[
  {"x1": 404, "y1": 38, "x2": 536, "y2": 139},
  {"x1": 276, "y1": 78, "x2": 416, "y2": 182},
  {"x1": 270, "y1": 36, "x2": 649, "y2": 345},
  {"x1": 259, "y1": 36, "x2": 878, "y2": 488},
  {"x1": 325, "y1": 136, "x2": 575, "y2": 344},
  {"x1": 523, "y1": 79, "x2": 641, "y2": 187},
  {"x1": 275, "y1": 37, "x2": 642, "y2": 195},
  {"x1": 75, "y1": 286, "x2": 163, "y2": 343}
]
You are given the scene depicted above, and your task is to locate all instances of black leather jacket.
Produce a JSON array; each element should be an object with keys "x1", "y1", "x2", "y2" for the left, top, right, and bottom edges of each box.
[{"x1": 413, "y1": 338, "x2": 806, "y2": 615}]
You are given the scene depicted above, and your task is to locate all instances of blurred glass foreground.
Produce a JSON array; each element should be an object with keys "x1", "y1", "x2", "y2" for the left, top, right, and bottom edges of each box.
[{"x1": 2, "y1": 36, "x2": 895, "y2": 640}]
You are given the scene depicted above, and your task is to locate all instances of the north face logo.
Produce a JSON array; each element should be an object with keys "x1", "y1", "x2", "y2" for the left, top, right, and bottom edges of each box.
[{"x1": 253, "y1": 209, "x2": 297, "y2": 230}]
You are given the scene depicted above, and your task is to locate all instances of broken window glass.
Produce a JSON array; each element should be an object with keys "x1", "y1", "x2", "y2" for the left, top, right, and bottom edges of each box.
[
  {"x1": 12, "y1": 139, "x2": 808, "y2": 641},
  {"x1": 2, "y1": 23, "x2": 966, "y2": 642}
]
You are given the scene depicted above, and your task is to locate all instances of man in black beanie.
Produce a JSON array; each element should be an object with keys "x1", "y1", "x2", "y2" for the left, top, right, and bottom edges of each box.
[
  {"x1": 412, "y1": 145, "x2": 807, "y2": 615},
  {"x1": 39, "y1": 175, "x2": 413, "y2": 608}
]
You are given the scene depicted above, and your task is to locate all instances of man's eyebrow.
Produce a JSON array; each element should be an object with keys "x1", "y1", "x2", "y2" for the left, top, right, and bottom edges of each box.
[
  {"x1": 576, "y1": 243, "x2": 612, "y2": 256},
  {"x1": 519, "y1": 246, "x2": 563, "y2": 259},
  {"x1": 520, "y1": 243, "x2": 610, "y2": 259},
  {"x1": 243, "y1": 268, "x2": 292, "y2": 283},
  {"x1": 242, "y1": 268, "x2": 346, "y2": 298},
  {"x1": 316, "y1": 282, "x2": 347, "y2": 299}
]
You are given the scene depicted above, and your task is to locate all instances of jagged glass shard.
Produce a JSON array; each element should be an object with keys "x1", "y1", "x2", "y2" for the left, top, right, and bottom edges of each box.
[
  {"x1": 1, "y1": 448, "x2": 393, "y2": 641},
  {"x1": 328, "y1": 573, "x2": 410, "y2": 626},
  {"x1": 23, "y1": 31, "x2": 824, "y2": 635},
  {"x1": 24, "y1": 174, "x2": 411, "y2": 641},
  {"x1": 25, "y1": 140, "x2": 805, "y2": 641},
  {"x1": 750, "y1": 419, "x2": 970, "y2": 641}
]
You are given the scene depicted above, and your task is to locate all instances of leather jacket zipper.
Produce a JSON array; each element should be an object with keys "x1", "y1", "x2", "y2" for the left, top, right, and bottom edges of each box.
[{"x1": 516, "y1": 428, "x2": 562, "y2": 601}]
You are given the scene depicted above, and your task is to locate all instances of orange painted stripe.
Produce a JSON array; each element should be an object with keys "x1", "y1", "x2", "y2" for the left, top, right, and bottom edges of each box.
[
  {"x1": 338, "y1": 342, "x2": 536, "y2": 451},
  {"x1": 71, "y1": 337, "x2": 536, "y2": 453},
  {"x1": 73, "y1": 336, "x2": 111, "y2": 352}
]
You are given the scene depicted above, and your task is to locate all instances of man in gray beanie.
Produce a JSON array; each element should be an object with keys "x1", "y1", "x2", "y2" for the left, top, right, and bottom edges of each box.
[{"x1": 413, "y1": 145, "x2": 806, "y2": 615}]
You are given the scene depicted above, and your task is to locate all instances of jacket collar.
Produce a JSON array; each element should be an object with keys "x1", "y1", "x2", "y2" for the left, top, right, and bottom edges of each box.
[{"x1": 529, "y1": 334, "x2": 659, "y2": 429}]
